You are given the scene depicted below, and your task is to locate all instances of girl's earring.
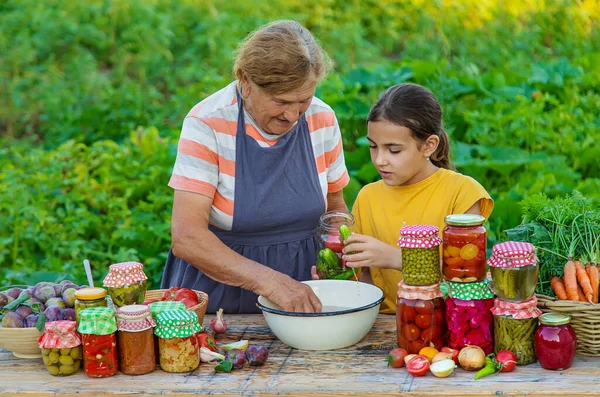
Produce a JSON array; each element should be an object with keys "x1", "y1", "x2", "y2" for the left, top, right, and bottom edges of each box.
[{"x1": 426, "y1": 157, "x2": 430, "y2": 161}]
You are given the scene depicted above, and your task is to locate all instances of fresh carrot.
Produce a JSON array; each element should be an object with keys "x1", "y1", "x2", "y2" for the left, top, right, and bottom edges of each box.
[
  {"x1": 575, "y1": 261, "x2": 594, "y2": 303},
  {"x1": 577, "y1": 285, "x2": 587, "y2": 302},
  {"x1": 550, "y1": 276, "x2": 568, "y2": 300},
  {"x1": 586, "y1": 264, "x2": 599, "y2": 304},
  {"x1": 564, "y1": 259, "x2": 579, "y2": 301}
]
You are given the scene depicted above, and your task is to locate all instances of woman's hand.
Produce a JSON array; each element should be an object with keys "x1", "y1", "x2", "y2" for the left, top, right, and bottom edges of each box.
[
  {"x1": 261, "y1": 272, "x2": 322, "y2": 313},
  {"x1": 342, "y1": 233, "x2": 402, "y2": 270}
]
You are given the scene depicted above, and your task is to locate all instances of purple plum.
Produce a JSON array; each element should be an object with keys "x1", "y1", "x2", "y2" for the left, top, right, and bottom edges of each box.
[
  {"x1": 24, "y1": 314, "x2": 39, "y2": 328},
  {"x1": 63, "y1": 308, "x2": 76, "y2": 321},
  {"x1": 60, "y1": 282, "x2": 79, "y2": 294},
  {"x1": 5, "y1": 288, "x2": 23, "y2": 300},
  {"x1": 45, "y1": 297, "x2": 65, "y2": 309},
  {"x1": 225, "y1": 349, "x2": 247, "y2": 369},
  {"x1": 245, "y1": 344, "x2": 269, "y2": 366},
  {"x1": 0, "y1": 293, "x2": 8, "y2": 309},
  {"x1": 53, "y1": 284, "x2": 63, "y2": 297},
  {"x1": 33, "y1": 285, "x2": 56, "y2": 303},
  {"x1": 15, "y1": 305, "x2": 33, "y2": 319},
  {"x1": 62, "y1": 288, "x2": 77, "y2": 308},
  {"x1": 44, "y1": 306, "x2": 64, "y2": 322},
  {"x1": 1, "y1": 312, "x2": 24, "y2": 328}
]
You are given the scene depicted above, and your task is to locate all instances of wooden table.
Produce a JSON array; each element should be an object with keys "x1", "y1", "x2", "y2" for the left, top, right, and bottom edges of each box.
[{"x1": 1, "y1": 314, "x2": 599, "y2": 396}]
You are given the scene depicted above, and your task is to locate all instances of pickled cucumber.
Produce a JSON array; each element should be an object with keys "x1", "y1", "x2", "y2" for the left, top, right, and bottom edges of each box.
[
  {"x1": 491, "y1": 265, "x2": 538, "y2": 302},
  {"x1": 402, "y1": 247, "x2": 441, "y2": 285},
  {"x1": 108, "y1": 280, "x2": 147, "y2": 307},
  {"x1": 494, "y1": 315, "x2": 537, "y2": 365}
]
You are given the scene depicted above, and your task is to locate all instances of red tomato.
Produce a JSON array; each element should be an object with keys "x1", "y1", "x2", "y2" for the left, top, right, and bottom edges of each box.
[
  {"x1": 324, "y1": 233, "x2": 344, "y2": 252},
  {"x1": 174, "y1": 288, "x2": 199, "y2": 304},
  {"x1": 400, "y1": 305, "x2": 417, "y2": 323},
  {"x1": 408, "y1": 339, "x2": 427, "y2": 354},
  {"x1": 431, "y1": 338, "x2": 444, "y2": 351},
  {"x1": 420, "y1": 325, "x2": 442, "y2": 342},
  {"x1": 414, "y1": 301, "x2": 435, "y2": 315},
  {"x1": 496, "y1": 350, "x2": 517, "y2": 372},
  {"x1": 414, "y1": 314, "x2": 432, "y2": 329},
  {"x1": 197, "y1": 332, "x2": 217, "y2": 352},
  {"x1": 443, "y1": 265, "x2": 466, "y2": 280},
  {"x1": 387, "y1": 347, "x2": 408, "y2": 368},
  {"x1": 179, "y1": 297, "x2": 197, "y2": 309},
  {"x1": 161, "y1": 286, "x2": 181, "y2": 301},
  {"x1": 406, "y1": 355, "x2": 430, "y2": 376},
  {"x1": 440, "y1": 347, "x2": 459, "y2": 364},
  {"x1": 462, "y1": 258, "x2": 482, "y2": 269},
  {"x1": 433, "y1": 309, "x2": 445, "y2": 325},
  {"x1": 402, "y1": 324, "x2": 421, "y2": 342}
]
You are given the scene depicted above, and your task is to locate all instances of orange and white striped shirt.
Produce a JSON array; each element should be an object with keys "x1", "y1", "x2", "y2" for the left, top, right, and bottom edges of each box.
[{"x1": 169, "y1": 81, "x2": 350, "y2": 230}]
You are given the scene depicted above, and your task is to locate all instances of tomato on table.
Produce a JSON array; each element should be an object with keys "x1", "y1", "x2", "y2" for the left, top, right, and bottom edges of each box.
[
  {"x1": 406, "y1": 355, "x2": 430, "y2": 376},
  {"x1": 197, "y1": 332, "x2": 217, "y2": 352}
]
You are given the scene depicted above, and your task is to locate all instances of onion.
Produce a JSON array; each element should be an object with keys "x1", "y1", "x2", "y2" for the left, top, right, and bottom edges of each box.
[
  {"x1": 458, "y1": 345, "x2": 486, "y2": 371},
  {"x1": 432, "y1": 352, "x2": 454, "y2": 364},
  {"x1": 430, "y1": 359, "x2": 457, "y2": 378}
]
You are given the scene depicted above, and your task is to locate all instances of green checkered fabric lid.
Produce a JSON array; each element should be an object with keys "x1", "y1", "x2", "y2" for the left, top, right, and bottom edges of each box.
[
  {"x1": 154, "y1": 310, "x2": 202, "y2": 338},
  {"x1": 447, "y1": 279, "x2": 494, "y2": 300},
  {"x1": 77, "y1": 307, "x2": 117, "y2": 335},
  {"x1": 149, "y1": 301, "x2": 186, "y2": 318}
]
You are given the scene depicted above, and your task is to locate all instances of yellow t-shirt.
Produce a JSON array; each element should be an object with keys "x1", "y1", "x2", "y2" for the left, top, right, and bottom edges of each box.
[{"x1": 352, "y1": 168, "x2": 494, "y2": 314}]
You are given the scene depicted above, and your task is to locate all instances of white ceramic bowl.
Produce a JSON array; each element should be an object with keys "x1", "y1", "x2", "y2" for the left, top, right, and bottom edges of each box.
[{"x1": 257, "y1": 280, "x2": 384, "y2": 350}]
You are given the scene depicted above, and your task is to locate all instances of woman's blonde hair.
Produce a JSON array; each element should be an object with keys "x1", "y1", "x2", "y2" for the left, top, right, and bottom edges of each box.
[{"x1": 233, "y1": 20, "x2": 333, "y2": 95}]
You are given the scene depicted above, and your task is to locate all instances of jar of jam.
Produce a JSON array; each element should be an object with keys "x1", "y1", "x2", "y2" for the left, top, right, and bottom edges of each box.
[
  {"x1": 488, "y1": 241, "x2": 539, "y2": 302},
  {"x1": 534, "y1": 312, "x2": 577, "y2": 370},
  {"x1": 446, "y1": 279, "x2": 495, "y2": 354},
  {"x1": 155, "y1": 310, "x2": 202, "y2": 373},
  {"x1": 149, "y1": 301, "x2": 187, "y2": 364},
  {"x1": 442, "y1": 214, "x2": 487, "y2": 283},
  {"x1": 316, "y1": 211, "x2": 356, "y2": 280},
  {"x1": 78, "y1": 307, "x2": 118, "y2": 377},
  {"x1": 103, "y1": 261, "x2": 148, "y2": 307},
  {"x1": 396, "y1": 281, "x2": 447, "y2": 353},
  {"x1": 398, "y1": 225, "x2": 442, "y2": 286},
  {"x1": 74, "y1": 288, "x2": 108, "y2": 322},
  {"x1": 116, "y1": 305, "x2": 156, "y2": 375},
  {"x1": 37, "y1": 320, "x2": 82, "y2": 376},
  {"x1": 492, "y1": 296, "x2": 541, "y2": 365}
]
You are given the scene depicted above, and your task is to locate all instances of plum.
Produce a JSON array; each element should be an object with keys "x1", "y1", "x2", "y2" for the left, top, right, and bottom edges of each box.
[
  {"x1": 24, "y1": 314, "x2": 40, "y2": 328},
  {"x1": 246, "y1": 344, "x2": 269, "y2": 366},
  {"x1": 15, "y1": 305, "x2": 33, "y2": 319},
  {"x1": 225, "y1": 349, "x2": 246, "y2": 369},
  {"x1": 1, "y1": 312, "x2": 24, "y2": 328},
  {"x1": 63, "y1": 308, "x2": 76, "y2": 321},
  {"x1": 0, "y1": 293, "x2": 8, "y2": 309},
  {"x1": 61, "y1": 283, "x2": 79, "y2": 294},
  {"x1": 44, "y1": 306, "x2": 64, "y2": 322},
  {"x1": 34, "y1": 285, "x2": 56, "y2": 303},
  {"x1": 45, "y1": 297, "x2": 66, "y2": 309},
  {"x1": 53, "y1": 284, "x2": 63, "y2": 297},
  {"x1": 62, "y1": 288, "x2": 77, "y2": 308},
  {"x1": 5, "y1": 287, "x2": 23, "y2": 300}
]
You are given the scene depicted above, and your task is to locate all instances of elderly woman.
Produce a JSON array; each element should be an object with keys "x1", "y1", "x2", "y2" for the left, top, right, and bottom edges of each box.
[{"x1": 161, "y1": 20, "x2": 349, "y2": 314}]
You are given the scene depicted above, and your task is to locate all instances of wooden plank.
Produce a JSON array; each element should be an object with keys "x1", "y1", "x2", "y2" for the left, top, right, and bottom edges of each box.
[{"x1": 1, "y1": 314, "x2": 600, "y2": 396}]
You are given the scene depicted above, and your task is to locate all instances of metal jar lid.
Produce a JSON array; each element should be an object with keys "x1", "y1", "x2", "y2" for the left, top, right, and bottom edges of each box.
[
  {"x1": 445, "y1": 214, "x2": 485, "y2": 226},
  {"x1": 539, "y1": 312, "x2": 571, "y2": 326}
]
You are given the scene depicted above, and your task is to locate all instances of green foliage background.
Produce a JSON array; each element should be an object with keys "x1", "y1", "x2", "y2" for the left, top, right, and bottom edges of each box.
[{"x1": 2, "y1": 0, "x2": 600, "y2": 288}]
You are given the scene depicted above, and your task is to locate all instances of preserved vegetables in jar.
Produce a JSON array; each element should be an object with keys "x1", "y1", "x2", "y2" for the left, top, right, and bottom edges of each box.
[
  {"x1": 155, "y1": 310, "x2": 202, "y2": 373},
  {"x1": 534, "y1": 312, "x2": 577, "y2": 370},
  {"x1": 38, "y1": 320, "x2": 82, "y2": 376},
  {"x1": 149, "y1": 301, "x2": 186, "y2": 365},
  {"x1": 446, "y1": 280, "x2": 494, "y2": 354},
  {"x1": 116, "y1": 305, "x2": 156, "y2": 375},
  {"x1": 442, "y1": 214, "x2": 487, "y2": 283},
  {"x1": 316, "y1": 211, "x2": 356, "y2": 280},
  {"x1": 396, "y1": 282, "x2": 446, "y2": 353},
  {"x1": 78, "y1": 307, "x2": 118, "y2": 377},
  {"x1": 488, "y1": 241, "x2": 538, "y2": 302},
  {"x1": 74, "y1": 288, "x2": 107, "y2": 322},
  {"x1": 398, "y1": 225, "x2": 441, "y2": 286},
  {"x1": 103, "y1": 261, "x2": 148, "y2": 307}
]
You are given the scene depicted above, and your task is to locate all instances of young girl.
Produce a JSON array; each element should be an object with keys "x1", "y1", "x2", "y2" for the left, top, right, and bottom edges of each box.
[{"x1": 341, "y1": 83, "x2": 494, "y2": 314}]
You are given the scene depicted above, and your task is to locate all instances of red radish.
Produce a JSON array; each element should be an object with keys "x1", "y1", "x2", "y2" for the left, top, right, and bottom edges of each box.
[
  {"x1": 210, "y1": 308, "x2": 227, "y2": 333},
  {"x1": 496, "y1": 350, "x2": 517, "y2": 372}
]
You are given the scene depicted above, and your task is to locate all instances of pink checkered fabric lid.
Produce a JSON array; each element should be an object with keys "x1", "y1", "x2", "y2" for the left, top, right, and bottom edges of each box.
[
  {"x1": 491, "y1": 296, "x2": 542, "y2": 319},
  {"x1": 397, "y1": 281, "x2": 444, "y2": 300},
  {"x1": 38, "y1": 320, "x2": 82, "y2": 349},
  {"x1": 116, "y1": 304, "x2": 155, "y2": 332},
  {"x1": 487, "y1": 241, "x2": 537, "y2": 268},
  {"x1": 103, "y1": 261, "x2": 148, "y2": 287},
  {"x1": 398, "y1": 225, "x2": 442, "y2": 249}
]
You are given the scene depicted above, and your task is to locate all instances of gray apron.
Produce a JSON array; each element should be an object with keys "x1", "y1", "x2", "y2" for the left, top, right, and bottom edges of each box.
[{"x1": 161, "y1": 90, "x2": 326, "y2": 313}]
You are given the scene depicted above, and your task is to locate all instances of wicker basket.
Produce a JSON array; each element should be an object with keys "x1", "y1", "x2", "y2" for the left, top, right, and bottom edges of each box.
[
  {"x1": 537, "y1": 294, "x2": 600, "y2": 356},
  {"x1": 144, "y1": 289, "x2": 209, "y2": 326}
]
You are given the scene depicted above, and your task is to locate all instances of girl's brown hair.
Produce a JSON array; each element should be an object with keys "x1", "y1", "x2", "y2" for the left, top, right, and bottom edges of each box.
[
  {"x1": 233, "y1": 20, "x2": 333, "y2": 95},
  {"x1": 367, "y1": 83, "x2": 455, "y2": 170}
]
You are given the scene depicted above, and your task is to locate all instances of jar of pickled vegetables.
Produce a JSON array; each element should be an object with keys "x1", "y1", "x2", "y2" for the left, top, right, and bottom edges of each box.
[
  {"x1": 534, "y1": 312, "x2": 577, "y2": 370},
  {"x1": 37, "y1": 320, "x2": 82, "y2": 376},
  {"x1": 78, "y1": 307, "x2": 118, "y2": 377},
  {"x1": 116, "y1": 305, "x2": 156, "y2": 375},
  {"x1": 398, "y1": 225, "x2": 442, "y2": 286},
  {"x1": 396, "y1": 281, "x2": 446, "y2": 353},
  {"x1": 442, "y1": 214, "x2": 487, "y2": 283},
  {"x1": 74, "y1": 287, "x2": 108, "y2": 322},
  {"x1": 103, "y1": 261, "x2": 148, "y2": 307},
  {"x1": 316, "y1": 211, "x2": 356, "y2": 280},
  {"x1": 148, "y1": 301, "x2": 186, "y2": 364},
  {"x1": 492, "y1": 296, "x2": 541, "y2": 365},
  {"x1": 155, "y1": 310, "x2": 202, "y2": 373},
  {"x1": 446, "y1": 279, "x2": 495, "y2": 354},
  {"x1": 488, "y1": 241, "x2": 538, "y2": 302}
]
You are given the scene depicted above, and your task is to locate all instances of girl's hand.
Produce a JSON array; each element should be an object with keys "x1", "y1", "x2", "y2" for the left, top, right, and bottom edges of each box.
[{"x1": 342, "y1": 233, "x2": 402, "y2": 270}]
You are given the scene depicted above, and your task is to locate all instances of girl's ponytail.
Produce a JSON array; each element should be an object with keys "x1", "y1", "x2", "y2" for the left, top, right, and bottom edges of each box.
[{"x1": 431, "y1": 128, "x2": 455, "y2": 170}]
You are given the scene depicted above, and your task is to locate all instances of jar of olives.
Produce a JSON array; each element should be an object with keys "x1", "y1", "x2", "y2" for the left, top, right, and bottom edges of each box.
[
  {"x1": 398, "y1": 225, "x2": 442, "y2": 286},
  {"x1": 37, "y1": 320, "x2": 82, "y2": 376},
  {"x1": 103, "y1": 262, "x2": 148, "y2": 307},
  {"x1": 74, "y1": 287, "x2": 108, "y2": 322}
]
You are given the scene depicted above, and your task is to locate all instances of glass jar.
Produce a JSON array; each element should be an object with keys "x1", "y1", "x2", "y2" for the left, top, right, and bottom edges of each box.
[
  {"x1": 74, "y1": 287, "x2": 108, "y2": 322},
  {"x1": 442, "y1": 214, "x2": 487, "y2": 283},
  {"x1": 37, "y1": 320, "x2": 82, "y2": 376},
  {"x1": 398, "y1": 225, "x2": 442, "y2": 286},
  {"x1": 116, "y1": 305, "x2": 156, "y2": 375},
  {"x1": 492, "y1": 297, "x2": 541, "y2": 365},
  {"x1": 316, "y1": 211, "x2": 356, "y2": 280},
  {"x1": 396, "y1": 282, "x2": 447, "y2": 353},
  {"x1": 78, "y1": 307, "x2": 118, "y2": 377},
  {"x1": 155, "y1": 310, "x2": 202, "y2": 373},
  {"x1": 149, "y1": 301, "x2": 187, "y2": 364},
  {"x1": 488, "y1": 241, "x2": 538, "y2": 302},
  {"x1": 103, "y1": 261, "x2": 148, "y2": 307},
  {"x1": 446, "y1": 279, "x2": 495, "y2": 354},
  {"x1": 534, "y1": 312, "x2": 577, "y2": 370}
]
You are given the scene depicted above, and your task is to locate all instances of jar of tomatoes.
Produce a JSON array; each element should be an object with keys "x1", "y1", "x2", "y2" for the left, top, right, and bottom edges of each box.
[
  {"x1": 78, "y1": 307, "x2": 118, "y2": 377},
  {"x1": 534, "y1": 312, "x2": 577, "y2": 370},
  {"x1": 396, "y1": 281, "x2": 446, "y2": 353},
  {"x1": 316, "y1": 211, "x2": 356, "y2": 280},
  {"x1": 442, "y1": 214, "x2": 487, "y2": 283},
  {"x1": 37, "y1": 320, "x2": 82, "y2": 376},
  {"x1": 103, "y1": 261, "x2": 148, "y2": 308},
  {"x1": 155, "y1": 310, "x2": 202, "y2": 373},
  {"x1": 116, "y1": 305, "x2": 156, "y2": 375},
  {"x1": 398, "y1": 225, "x2": 442, "y2": 286},
  {"x1": 74, "y1": 287, "x2": 107, "y2": 322},
  {"x1": 488, "y1": 241, "x2": 538, "y2": 302},
  {"x1": 446, "y1": 279, "x2": 495, "y2": 354},
  {"x1": 149, "y1": 301, "x2": 186, "y2": 364}
]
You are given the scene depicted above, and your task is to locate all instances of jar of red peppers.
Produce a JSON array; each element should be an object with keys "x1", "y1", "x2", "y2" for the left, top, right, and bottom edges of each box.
[
  {"x1": 316, "y1": 211, "x2": 356, "y2": 280},
  {"x1": 446, "y1": 279, "x2": 495, "y2": 354},
  {"x1": 37, "y1": 320, "x2": 82, "y2": 376},
  {"x1": 103, "y1": 261, "x2": 148, "y2": 308},
  {"x1": 78, "y1": 307, "x2": 118, "y2": 377},
  {"x1": 115, "y1": 305, "x2": 156, "y2": 375},
  {"x1": 396, "y1": 281, "x2": 446, "y2": 353},
  {"x1": 488, "y1": 241, "x2": 539, "y2": 302},
  {"x1": 155, "y1": 310, "x2": 202, "y2": 373},
  {"x1": 399, "y1": 225, "x2": 442, "y2": 286},
  {"x1": 442, "y1": 214, "x2": 487, "y2": 283},
  {"x1": 534, "y1": 312, "x2": 577, "y2": 370},
  {"x1": 149, "y1": 301, "x2": 186, "y2": 365}
]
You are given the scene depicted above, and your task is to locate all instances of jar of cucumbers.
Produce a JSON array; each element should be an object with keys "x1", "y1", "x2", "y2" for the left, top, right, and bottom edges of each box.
[
  {"x1": 103, "y1": 261, "x2": 148, "y2": 307},
  {"x1": 488, "y1": 241, "x2": 538, "y2": 302},
  {"x1": 37, "y1": 320, "x2": 82, "y2": 376},
  {"x1": 398, "y1": 225, "x2": 442, "y2": 286}
]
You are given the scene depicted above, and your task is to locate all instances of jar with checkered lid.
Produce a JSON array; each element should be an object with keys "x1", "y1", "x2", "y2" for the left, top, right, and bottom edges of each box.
[
  {"x1": 115, "y1": 304, "x2": 156, "y2": 375},
  {"x1": 78, "y1": 307, "x2": 118, "y2": 377},
  {"x1": 398, "y1": 225, "x2": 442, "y2": 286},
  {"x1": 103, "y1": 261, "x2": 148, "y2": 307},
  {"x1": 488, "y1": 241, "x2": 538, "y2": 302},
  {"x1": 155, "y1": 310, "x2": 202, "y2": 372},
  {"x1": 37, "y1": 320, "x2": 82, "y2": 376},
  {"x1": 148, "y1": 301, "x2": 186, "y2": 364}
]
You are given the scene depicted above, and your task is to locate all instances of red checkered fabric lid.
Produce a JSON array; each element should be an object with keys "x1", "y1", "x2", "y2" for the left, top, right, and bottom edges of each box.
[
  {"x1": 103, "y1": 261, "x2": 148, "y2": 287},
  {"x1": 487, "y1": 241, "x2": 537, "y2": 268},
  {"x1": 397, "y1": 281, "x2": 444, "y2": 300},
  {"x1": 38, "y1": 320, "x2": 82, "y2": 349},
  {"x1": 116, "y1": 304, "x2": 155, "y2": 332},
  {"x1": 398, "y1": 225, "x2": 442, "y2": 249},
  {"x1": 491, "y1": 296, "x2": 542, "y2": 319}
]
